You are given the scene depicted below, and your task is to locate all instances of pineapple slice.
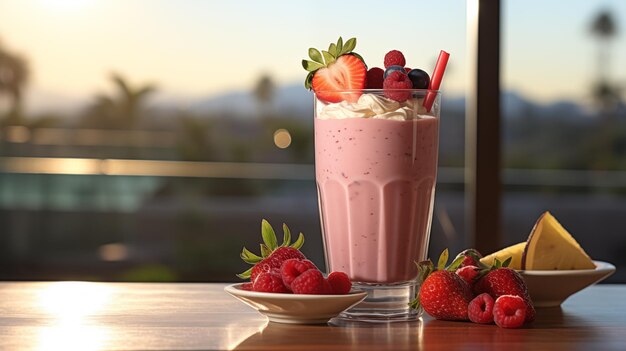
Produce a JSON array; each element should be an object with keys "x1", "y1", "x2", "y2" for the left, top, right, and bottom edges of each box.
[
  {"x1": 521, "y1": 212, "x2": 595, "y2": 270},
  {"x1": 480, "y1": 242, "x2": 526, "y2": 270}
]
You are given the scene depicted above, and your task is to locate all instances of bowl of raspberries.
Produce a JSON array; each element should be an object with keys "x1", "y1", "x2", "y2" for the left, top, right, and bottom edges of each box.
[{"x1": 225, "y1": 220, "x2": 366, "y2": 324}]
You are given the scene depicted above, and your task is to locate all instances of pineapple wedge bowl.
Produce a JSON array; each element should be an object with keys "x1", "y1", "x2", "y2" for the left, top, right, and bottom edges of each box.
[{"x1": 481, "y1": 212, "x2": 615, "y2": 307}]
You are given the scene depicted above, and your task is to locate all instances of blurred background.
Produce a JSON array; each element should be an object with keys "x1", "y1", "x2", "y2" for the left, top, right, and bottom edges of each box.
[{"x1": 0, "y1": 0, "x2": 624, "y2": 282}]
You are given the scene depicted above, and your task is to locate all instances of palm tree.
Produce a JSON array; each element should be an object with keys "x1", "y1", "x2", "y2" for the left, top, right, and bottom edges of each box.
[
  {"x1": 253, "y1": 74, "x2": 275, "y2": 117},
  {"x1": 84, "y1": 73, "x2": 156, "y2": 129},
  {"x1": 111, "y1": 73, "x2": 157, "y2": 128},
  {"x1": 589, "y1": 10, "x2": 621, "y2": 113},
  {"x1": 0, "y1": 41, "x2": 29, "y2": 124}
]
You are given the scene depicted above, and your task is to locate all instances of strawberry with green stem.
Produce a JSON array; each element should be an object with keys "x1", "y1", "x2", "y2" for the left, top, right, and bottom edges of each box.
[
  {"x1": 410, "y1": 249, "x2": 473, "y2": 321},
  {"x1": 238, "y1": 219, "x2": 305, "y2": 282},
  {"x1": 302, "y1": 37, "x2": 367, "y2": 103}
]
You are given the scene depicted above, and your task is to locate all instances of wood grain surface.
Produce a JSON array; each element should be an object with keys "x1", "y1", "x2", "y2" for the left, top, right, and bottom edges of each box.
[{"x1": 1, "y1": 282, "x2": 625, "y2": 350}]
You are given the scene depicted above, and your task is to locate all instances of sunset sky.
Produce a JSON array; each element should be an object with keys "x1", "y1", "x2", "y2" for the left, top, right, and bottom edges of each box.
[{"x1": 0, "y1": 0, "x2": 624, "y2": 113}]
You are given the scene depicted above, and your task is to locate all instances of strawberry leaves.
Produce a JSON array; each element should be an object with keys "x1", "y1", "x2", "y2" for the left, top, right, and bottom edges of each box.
[
  {"x1": 261, "y1": 219, "x2": 278, "y2": 251},
  {"x1": 500, "y1": 257, "x2": 512, "y2": 268},
  {"x1": 291, "y1": 231, "x2": 305, "y2": 250},
  {"x1": 258, "y1": 219, "x2": 303, "y2": 253},
  {"x1": 322, "y1": 50, "x2": 335, "y2": 66},
  {"x1": 240, "y1": 247, "x2": 262, "y2": 264},
  {"x1": 448, "y1": 255, "x2": 465, "y2": 271},
  {"x1": 238, "y1": 219, "x2": 305, "y2": 279},
  {"x1": 302, "y1": 36, "x2": 365, "y2": 89},
  {"x1": 343, "y1": 38, "x2": 356, "y2": 53},
  {"x1": 437, "y1": 249, "x2": 449, "y2": 270},
  {"x1": 281, "y1": 223, "x2": 291, "y2": 247},
  {"x1": 474, "y1": 257, "x2": 513, "y2": 282},
  {"x1": 328, "y1": 42, "x2": 337, "y2": 57},
  {"x1": 236, "y1": 267, "x2": 253, "y2": 280},
  {"x1": 302, "y1": 60, "x2": 324, "y2": 72},
  {"x1": 308, "y1": 48, "x2": 323, "y2": 64}
]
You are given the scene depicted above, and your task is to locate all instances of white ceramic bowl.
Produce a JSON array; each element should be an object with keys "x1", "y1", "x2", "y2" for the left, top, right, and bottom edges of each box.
[
  {"x1": 518, "y1": 260, "x2": 615, "y2": 307},
  {"x1": 224, "y1": 283, "x2": 367, "y2": 324}
]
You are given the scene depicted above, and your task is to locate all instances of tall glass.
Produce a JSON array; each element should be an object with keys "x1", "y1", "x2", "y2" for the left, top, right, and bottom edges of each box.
[{"x1": 314, "y1": 89, "x2": 440, "y2": 321}]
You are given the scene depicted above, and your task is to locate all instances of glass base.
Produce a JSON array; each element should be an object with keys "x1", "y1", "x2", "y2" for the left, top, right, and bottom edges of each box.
[{"x1": 337, "y1": 281, "x2": 422, "y2": 322}]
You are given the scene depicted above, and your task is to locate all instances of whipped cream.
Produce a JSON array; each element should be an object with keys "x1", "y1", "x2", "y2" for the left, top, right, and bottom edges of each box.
[{"x1": 317, "y1": 93, "x2": 430, "y2": 121}]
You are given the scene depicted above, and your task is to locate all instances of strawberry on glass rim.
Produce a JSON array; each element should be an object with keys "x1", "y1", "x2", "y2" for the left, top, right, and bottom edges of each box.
[{"x1": 302, "y1": 37, "x2": 367, "y2": 103}]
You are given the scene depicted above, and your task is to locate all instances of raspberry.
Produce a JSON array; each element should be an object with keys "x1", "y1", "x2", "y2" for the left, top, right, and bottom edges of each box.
[
  {"x1": 384, "y1": 50, "x2": 406, "y2": 68},
  {"x1": 404, "y1": 67, "x2": 411, "y2": 73},
  {"x1": 366, "y1": 67, "x2": 385, "y2": 89},
  {"x1": 383, "y1": 71, "x2": 412, "y2": 102},
  {"x1": 240, "y1": 282, "x2": 253, "y2": 291},
  {"x1": 473, "y1": 267, "x2": 535, "y2": 322},
  {"x1": 303, "y1": 259, "x2": 319, "y2": 270},
  {"x1": 322, "y1": 279, "x2": 333, "y2": 294},
  {"x1": 327, "y1": 271, "x2": 352, "y2": 294},
  {"x1": 493, "y1": 295, "x2": 527, "y2": 328},
  {"x1": 290, "y1": 269, "x2": 326, "y2": 295},
  {"x1": 250, "y1": 246, "x2": 305, "y2": 282},
  {"x1": 468, "y1": 293, "x2": 495, "y2": 324},
  {"x1": 456, "y1": 265, "x2": 480, "y2": 286},
  {"x1": 280, "y1": 259, "x2": 317, "y2": 290},
  {"x1": 252, "y1": 272, "x2": 289, "y2": 293}
]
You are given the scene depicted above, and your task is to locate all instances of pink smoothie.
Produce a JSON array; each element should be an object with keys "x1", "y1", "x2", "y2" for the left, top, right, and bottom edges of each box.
[{"x1": 315, "y1": 116, "x2": 439, "y2": 284}]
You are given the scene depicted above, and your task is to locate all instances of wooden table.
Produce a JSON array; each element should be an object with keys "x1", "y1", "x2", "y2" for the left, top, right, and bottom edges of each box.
[{"x1": 1, "y1": 282, "x2": 625, "y2": 350}]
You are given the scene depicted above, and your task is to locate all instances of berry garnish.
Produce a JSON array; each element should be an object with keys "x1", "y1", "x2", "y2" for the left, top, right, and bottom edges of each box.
[
  {"x1": 384, "y1": 50, "x2": 406, "y2": 68},
  {"x1": 238, "y1": 220, "x2": 305, "y2": 282},
  {"x1": 407, "y1": 69, "x2": 431, "y2": 89},
  {"x1": 410, "y1": 249, "x2": 473, "y2": 321},
  {"x1": 327, "y1": 271, "x2": 352, "y2": 294},
  {"x1": 383, "y1": 71, "x2": 413, "y2": 102},
  {"x1": 240, "y1": 282, "x2": 253, "y2": 291},
  {"x1": 456, "y1": 265, "x2": 480, "y2": 286},
  {"x1": 383, "y1": 65, "x2": 406, "y2": 79},
  {"x1": 473, "y1": 258, "x2": 536, "y2": 322},
  {"x1": 291, "y1": 269, "x2": 327, "y2": 295},
  {"x1": 468, "y1": 293, "x2": 495, "y2": 324},
  {"x1": 493, "y1": 295, "x2": 527, "y2": 328},
  {"x1": 281, "y1": 258, "x2": 317, "y2": 290},
  {"x1": 303, "y1": 37, "x2": 367, "y2": 103},
  {"x1": 366, "y1": 67, "x2": 385, "y2": 89},
  {"x1": 252, "y1": 272, "x2": 289, "y2": 293}
]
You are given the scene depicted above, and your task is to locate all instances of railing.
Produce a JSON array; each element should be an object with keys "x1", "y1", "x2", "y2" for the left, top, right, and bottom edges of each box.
[{"x1": 1, "y1": 156, "x2": 626, "y2": 188}]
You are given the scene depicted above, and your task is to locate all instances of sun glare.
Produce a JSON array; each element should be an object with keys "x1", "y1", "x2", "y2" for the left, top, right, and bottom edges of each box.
[
  {"x1": 38, "y1": 281, "x2": 112, "y2": 321},
  {"x1": 36, "y1": 282, "x2": 113, "y2": 351},
  {"x1": 37, "y1": 325, "x2": 110, "y2": 351},
  {"x1": 39, "y1": 0, "x2": 95, "y2": 11}
]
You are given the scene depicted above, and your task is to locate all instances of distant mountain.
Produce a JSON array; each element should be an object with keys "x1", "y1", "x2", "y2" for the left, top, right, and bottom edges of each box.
[
  {"x1": 187, "y1": 85, "x2": 591, "y2": 121},
  {"x1": 188, "y1": 83, "x2": 467, "y2": 119},
  {"x1": 21, "y1": 82, "x2": 593, "y2": 121},
  {"x1": 502, "y1": 91, "x2": 591, "y2": 120},
  {"x1": 187, "y1": 83, "x2": 314, "y2": 119},
  {"x1": 441, "y1": 91, "x2": 591, "y2": 120}
]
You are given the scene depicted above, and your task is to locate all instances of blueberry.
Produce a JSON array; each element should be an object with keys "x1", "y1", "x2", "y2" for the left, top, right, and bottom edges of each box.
[
  {"x1": 407, "y1": 69, "x2": 430, "y2": 89},
  {"x1": 383, "y1": 65, "x2": 406, "y2": 79}
]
